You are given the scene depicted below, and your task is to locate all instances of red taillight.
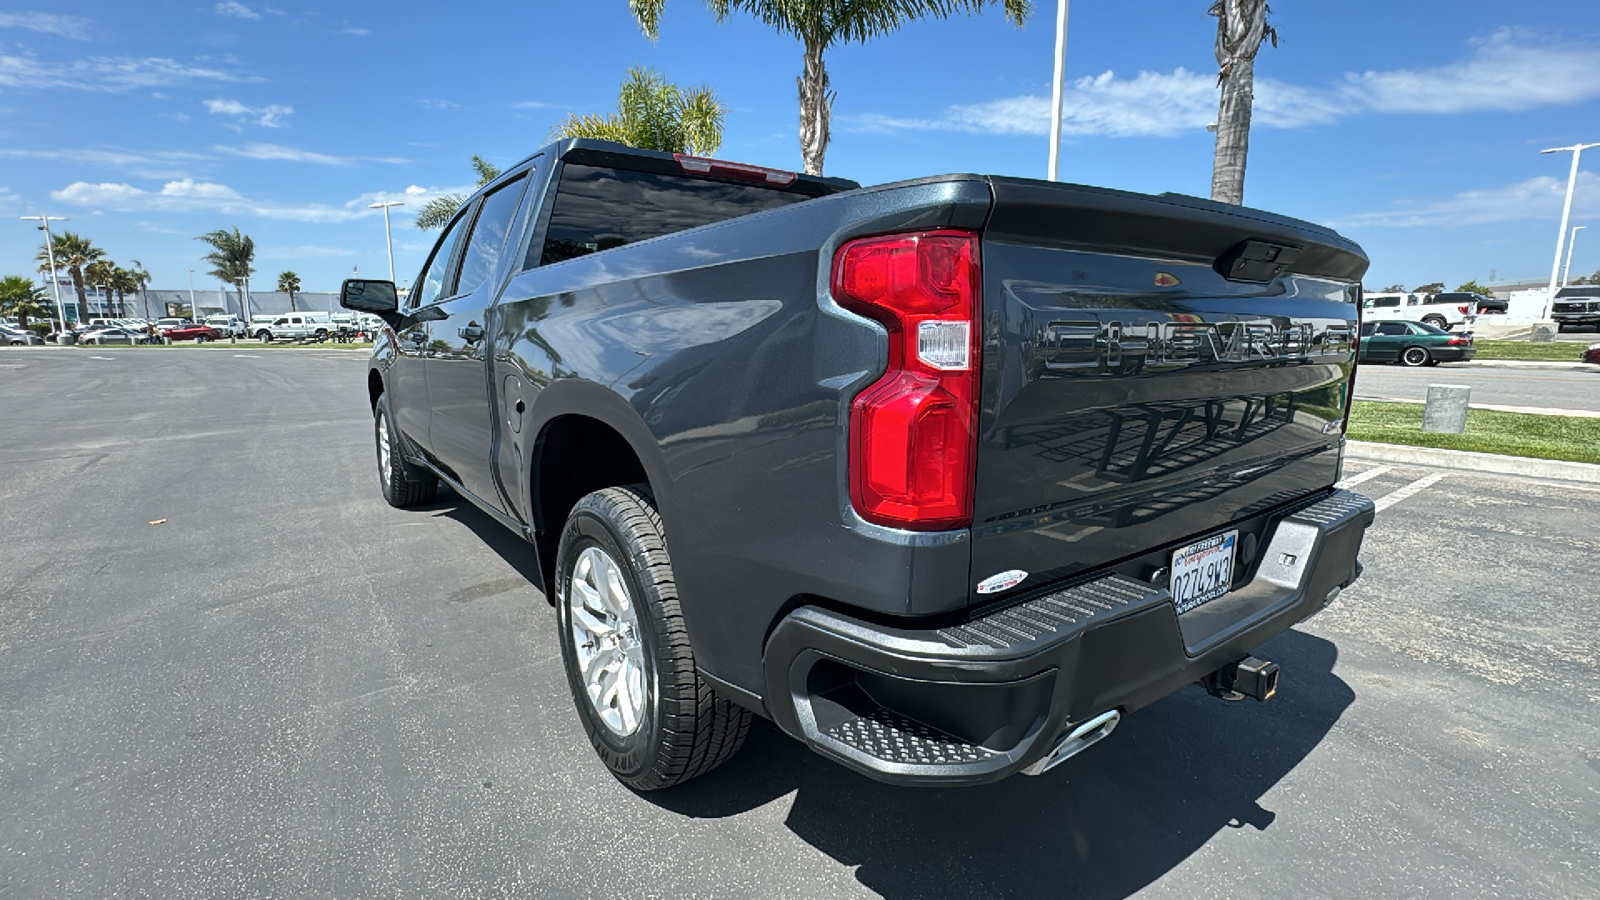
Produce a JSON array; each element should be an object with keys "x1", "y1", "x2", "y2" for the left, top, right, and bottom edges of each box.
[
  {"x1": 832, "y1": 231, "x2": 980, "y2": 530},
  {"x1": 1447, "y1": 336, "x2": 1470, "y2": 346},
  {"x1": 1458, "y1": 305, "x2": 1471, "y2": 315}
]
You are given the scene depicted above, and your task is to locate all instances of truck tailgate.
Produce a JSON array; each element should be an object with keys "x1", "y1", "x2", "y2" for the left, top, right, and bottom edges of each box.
[{"x1": 971, "y1": 178, "x2": 1367, "y2": 604}]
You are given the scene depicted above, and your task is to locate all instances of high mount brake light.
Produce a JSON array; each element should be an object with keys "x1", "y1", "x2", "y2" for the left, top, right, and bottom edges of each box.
[
  {"x1": 672, "y1": 153, "x2": 797, "y2": 185},
  {"x1": 832, "y1": 231, "x2": 980, "y2": 531}
]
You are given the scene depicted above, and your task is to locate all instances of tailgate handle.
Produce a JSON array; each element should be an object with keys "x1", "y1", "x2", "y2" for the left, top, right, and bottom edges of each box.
[{"x1": 1215, "y1": 239, "x2": 1302, "y2": 283}]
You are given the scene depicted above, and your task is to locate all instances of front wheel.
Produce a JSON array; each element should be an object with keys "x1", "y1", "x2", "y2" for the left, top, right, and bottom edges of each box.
[
  {"x1": 195, "y1": 335, "x2": 208, "y2": 344},
  {"x1": 256, "y1": 331, "x2": 272, "y2": 342},
  {"x1": 374, "y1": 393, "x2": 437, "y2": 507},
  {"x1": 555, "y1": 486, "x2": 750, "y2": 790},
  {"x1": 1400, "y1": 346, "x2": 1431, "y2": 367}
]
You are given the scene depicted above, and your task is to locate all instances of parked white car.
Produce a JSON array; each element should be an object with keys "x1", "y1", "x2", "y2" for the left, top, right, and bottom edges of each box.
[
  {"x1": 1361, "y1": 292, "x2": 1475, "y2": 331},
  {"x1": 254, "y1": 313, "x2": 332, "y2": 343}
]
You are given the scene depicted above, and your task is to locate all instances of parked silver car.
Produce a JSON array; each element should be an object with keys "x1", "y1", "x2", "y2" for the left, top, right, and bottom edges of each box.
[{"x1": 0, "y1": 324, "x2": 43, "y2": 345}]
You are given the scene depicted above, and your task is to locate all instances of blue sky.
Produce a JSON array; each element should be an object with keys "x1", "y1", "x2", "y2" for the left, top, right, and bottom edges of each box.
[{"x1": 2, "y1": 0, "x2": 1598, "y2": 295}]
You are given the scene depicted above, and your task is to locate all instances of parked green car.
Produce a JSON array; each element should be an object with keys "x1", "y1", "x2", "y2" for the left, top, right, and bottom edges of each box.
[{"x1": 1358, "y1": 320, "x2": 1476, "y2": 367}]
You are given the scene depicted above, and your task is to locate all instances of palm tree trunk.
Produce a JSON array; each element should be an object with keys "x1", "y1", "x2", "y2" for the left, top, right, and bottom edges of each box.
[
  {"x1": 797, "y1": 37, "x2": 834, "y2": 177},
  {"x1": 289, "y1": 289, "x2": 296, "y2": 313},
  {"x1": 1210, "y1": 55, "x2": 1254, "y2": 205},
  {"x1": 70, "y1": 268, "x2": 86, "y2": 318}
]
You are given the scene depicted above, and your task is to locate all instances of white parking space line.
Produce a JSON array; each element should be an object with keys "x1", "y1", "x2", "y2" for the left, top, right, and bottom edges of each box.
[
  {"x1": 233, "y1": 354, "x2": 261, "y2": 358},
  {"x1": 89, "y1": 356, "x2": 114, "y2": 360},
  {"x1": 1336, "y1": 465, "x2": 1392, "y2": 490},
  {"x1": 1373, "y1": 472, "x2": 1449, "y2": 512}
]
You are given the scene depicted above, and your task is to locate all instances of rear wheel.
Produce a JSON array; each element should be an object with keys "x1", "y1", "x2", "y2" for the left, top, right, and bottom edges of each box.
[
  {"x1": 1400, "y1": 346, "x2": 1431, "y2": 367},
  {"x1": 374, "y1": 392, "x2": 437, "y2": 507},
  {"x1": 1422, "y1": 315, "x2": 1448, "y2": 330},
  {"x1": 555, "y1": 486, "x2": 750, "y2": 790}
]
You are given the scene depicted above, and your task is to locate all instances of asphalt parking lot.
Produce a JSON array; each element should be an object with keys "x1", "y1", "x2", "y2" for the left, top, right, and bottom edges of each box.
[{"x1": 2, "y1": 347, "x2": 1597, "y2": 898}]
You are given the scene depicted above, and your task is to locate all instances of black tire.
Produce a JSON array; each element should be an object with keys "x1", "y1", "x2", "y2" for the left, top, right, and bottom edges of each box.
[
  {"x1": 374, "y1": 392, "x2": 437, "y2": 507},
  {"x1": 1400, "y1": 345, "x2": 1430, "y2": 367},
  {"x1": 195, "y1": 335, "x2": 207, "y2": 344},
  {"x1": 1422, "y1": 315, "x2": 1448, "y2": 330},
  {"x1": 256, "y1": 331, "x2": 272, "y2": 342},
  {"x1": 554, "y1": 486, "x2": 751, "y2": 790}
]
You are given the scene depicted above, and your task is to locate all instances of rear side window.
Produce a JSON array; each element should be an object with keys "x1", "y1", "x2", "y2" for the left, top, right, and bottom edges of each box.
[
  {"x1": 531, "y1": 164, "x2": 813, "y2": 269},
  {"x1": 1369, "y1": 297, "x2": 1400, "y2": 308},
  {"x1": 456, "y1": 175, "x2": 527, "y2": 296},
  {"x1": 1375, "y1": 322, "x2": 1409, "y2": 335}
]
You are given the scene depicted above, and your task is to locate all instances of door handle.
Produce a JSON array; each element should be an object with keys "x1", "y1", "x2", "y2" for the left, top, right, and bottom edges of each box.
[
  {"x1": 406, "y1": 329, "x2": 427, "y2": 344},
  {"x1": 458, "y1": 324, "x2": 484, "y2": 343}
]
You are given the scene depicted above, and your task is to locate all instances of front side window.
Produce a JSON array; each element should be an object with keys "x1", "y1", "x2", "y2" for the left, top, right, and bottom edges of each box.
[
  {"x1": 413, "y1": 208, "x2": 471, "y2": 308},
  {"x1": 455, "y1": 175, "x2": 527, "y2": 296},
  {"x1": 1359, "y1": 322, "x2": 1375, "y2": 337}
]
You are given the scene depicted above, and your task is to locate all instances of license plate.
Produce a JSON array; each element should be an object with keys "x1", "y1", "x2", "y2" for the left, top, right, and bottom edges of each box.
[{"x1": 1170, "y1": 530, "x2": 1238, "y2": 613}]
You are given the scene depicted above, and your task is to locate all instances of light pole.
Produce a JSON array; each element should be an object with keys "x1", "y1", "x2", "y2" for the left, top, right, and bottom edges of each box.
[
  {"x1": 1541, "y1": 142, "x2": 1599, "y2": 318},
  {"x1": 1563, "y1": 225, "x2": 1587, "y2": 286},
  {"x1": 369, "y1": 200, "x2": 403, "y2": 282},
  {"x1": 20, "y1": 215, "x2": 69, "y2": 334},
  {"x1": 1045, "y1": 0, "x2": 1071, "y2": 181},
  {"x1": 187, "y1": 268, "x2": 196, "y2": 320}
]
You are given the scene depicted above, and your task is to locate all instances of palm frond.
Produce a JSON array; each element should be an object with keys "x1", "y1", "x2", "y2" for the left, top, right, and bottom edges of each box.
[
  {"x1": 630, "y1": 0, "x2": 668, "y2": 39},
  {"x1": 415, "y1": 195, "x2": 464, "y2": 231},
  {"x1": 677, "y1": 85, "x2": 726, "y2": 155},
  {"x1": 470, "y1": 155, "x2": 502, "y2": 185}
]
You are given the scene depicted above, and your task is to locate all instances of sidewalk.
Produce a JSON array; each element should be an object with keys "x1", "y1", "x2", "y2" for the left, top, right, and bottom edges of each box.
[{"x1": 1459, "y1": 359, "x2": 1595, "y2": 371}]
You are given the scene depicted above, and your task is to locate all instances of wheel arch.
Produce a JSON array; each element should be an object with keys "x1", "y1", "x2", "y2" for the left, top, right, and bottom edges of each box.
[{"x1": 522, "y1": 381, "x2": 672, "y2": 603}]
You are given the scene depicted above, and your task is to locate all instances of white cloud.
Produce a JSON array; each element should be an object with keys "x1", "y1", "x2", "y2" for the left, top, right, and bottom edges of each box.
[
  {"x1": 511, "y1": 100, "x2": 564, "y2": 110},
  {"x1": 0, "y1": 11, "x2": 93, "y2": 40},
  {"x1": 48, "y1": 177, "x2": 473, "y2": 223},
  {"x1": 847, "y1": 30, "x2": 1600, "y2": 140},
  {"x1": 336, "y1": 27, "x2": 371, "y2": 37},
  {"x1": 0, "y1": 185, "x2": 21, "y2": 214},
  {"x1": 215, "y1": 2, "x2": 260, "y2": 20},
  {"x1": 415, "y1": 98, "x2": 459, "y2": 110},
  {"x1": 204, "y1": 97, "x2": 292, "y2": 128},
  {"x1": 212, "y1": 142, "x2": 408, "y2": 165},
  {"x1": 0, "y1": 53, "x2": 257, "y2": 91},
  {"x1": 1333, "y1": 172, "x2": 1599, "y2": 229}
]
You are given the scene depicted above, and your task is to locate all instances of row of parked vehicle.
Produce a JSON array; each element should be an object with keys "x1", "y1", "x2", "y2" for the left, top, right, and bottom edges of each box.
[
  {"x1": 1359, "y1": 290, "x2": 1504, "y2": 332},
  {"x1": 0, "y1": 311, "x2": 387, "y2": 346}
]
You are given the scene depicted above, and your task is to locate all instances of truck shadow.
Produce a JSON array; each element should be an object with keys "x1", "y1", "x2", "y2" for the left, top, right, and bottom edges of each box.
[
  {"x1": 649, "y1": 628, "x2": 1351, "y2": 899},
  {"x1": 423, "y1": 485, "x2": 548, "y2": 596}
]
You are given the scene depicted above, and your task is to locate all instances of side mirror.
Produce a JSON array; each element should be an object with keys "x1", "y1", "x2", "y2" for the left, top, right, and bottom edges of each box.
[{"x1": 341, "y1": 279, "x2": 399, "y2": 314}]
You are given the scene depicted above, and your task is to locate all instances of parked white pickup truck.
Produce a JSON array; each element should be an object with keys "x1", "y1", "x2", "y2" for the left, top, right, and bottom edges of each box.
[
  {"x1": 253, "y1": 313, "x2": 332, "y2": 343},
  {"x1": 1361, "y1": 292, "x2": 1476, "y2": 331}
]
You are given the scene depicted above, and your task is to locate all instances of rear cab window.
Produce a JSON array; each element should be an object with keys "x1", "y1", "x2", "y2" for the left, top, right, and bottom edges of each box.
[{"x1": 526, "y1": 150, "x2": 849, "y2": 271}]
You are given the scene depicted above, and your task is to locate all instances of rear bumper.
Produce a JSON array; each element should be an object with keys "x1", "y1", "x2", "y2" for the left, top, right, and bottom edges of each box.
[
  {"x1": 1433, "y1": 346, "x2": 1476, "y2": 362},
  {"x1": 763, "y1": 489, "x2": 1375, "y2": 785}
]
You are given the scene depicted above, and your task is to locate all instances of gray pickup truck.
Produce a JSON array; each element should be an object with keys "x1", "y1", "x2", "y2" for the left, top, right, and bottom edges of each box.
[{"x1": 342, "y1": 139, "x2": 1375, "y2": 789}]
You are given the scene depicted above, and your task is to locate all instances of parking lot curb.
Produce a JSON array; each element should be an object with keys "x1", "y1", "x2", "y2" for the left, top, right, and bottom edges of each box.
[
  {"x1": 1346, "y1": 440, "x2": 1600, "y2": 484},
  {"x1": 1465, "y1": 359, "x2": 1594, "y2": 371}
]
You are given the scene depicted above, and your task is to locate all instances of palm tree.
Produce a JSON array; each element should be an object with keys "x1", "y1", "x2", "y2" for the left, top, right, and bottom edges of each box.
[
  {"x1": 0, "y1": 275, "x2": 51, "y2": 329},
  {"x1": 34, "y1": 230, "x2": 105, "y2": 316},
  {"x1": 277, "y1": 270, "x2": 302, "y2": 312},
  {"x1": 1208, "y1": 0, "x2": 1277, "y2": 205},
  {"x1": 128, "y1": 260, "x2": 152, "y2": 319},
  {"x1": 197, "y1": 227, "x2": 256, "y2": 318},
  {"x1": 629, "y1": 1, "x2": 1031, "y2": 176},
  {"x1": 415, "y1": 155, "x2": 503, "y2": 231},
  {"x1": 111, "y1": 267, "x2": 141, "y2": 318},
  {"x1": 85, "y1": 258, "x2": 117, "y2": 317},
  {"x1": 552, "y1": 67, "x2": 725, "y2": 156}
]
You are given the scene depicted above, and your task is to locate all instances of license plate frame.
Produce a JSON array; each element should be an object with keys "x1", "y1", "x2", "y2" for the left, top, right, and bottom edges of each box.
[{"x1": 1169, "y1": 530, "x2": 1239, "y2": 614}]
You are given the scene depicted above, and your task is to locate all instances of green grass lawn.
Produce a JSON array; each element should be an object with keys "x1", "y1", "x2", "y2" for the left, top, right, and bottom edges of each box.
[
  {"x1": 1348, "y1": 401, "x2": 1600, "y2": 465},
  {"x1": 1471, "y1": 339, "x2": 1592, "y2": 362}
]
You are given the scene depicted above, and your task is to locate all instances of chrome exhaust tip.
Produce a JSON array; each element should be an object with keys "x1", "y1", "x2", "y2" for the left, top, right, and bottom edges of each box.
[{"x1": 1021, "y1": 709, "x2": 1121, "y2": 776}]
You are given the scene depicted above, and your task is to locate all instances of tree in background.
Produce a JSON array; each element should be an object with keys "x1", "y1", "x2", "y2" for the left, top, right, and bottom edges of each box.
[
  {"x1": 1455, "y1": 280, "x2": 1494, "y2": 297},
  {"x1": 0, "y1": 275, "x2": 51, "y2": 329},
  {"x1": 34, "y1": 230, "x2": 105, "y2": 316},
  {"x1": 1208, "y1": 0, "x2": 1277, "y2": 205},
  {"x1": 85, "y1": 258, "x2": 117, "y2": 316},
  {"x1": 111, "y1": 267, "x2": 141, "y2": 317},
  {"x1": 552, "y1": 67, "x2": 725, "y2": 157},
  {"x1": 1414, "y1": 282, "x2": 1445, "y2": 294},
  {"x1": 277, "y1": 270, "x2": 302, "y2": 312},
  {"x1": 629, "y1": 0, "x2": 1031, "y2": 176},
  {"x1": 197, "y1": 227, "x2": 256, "y2": 318},
  {"x1": 128, "y1": 260, "x2": 152, "y2": 319},
  {"x1": 415, "y1": 156, "x2": 502, "y2": 231},
  {"x1": 1570, "y1": 269, "x2": 1600, "y2": 286},
  {"x1": 1381, "y1": 283, "x2": 1406, "y2": 292}
]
